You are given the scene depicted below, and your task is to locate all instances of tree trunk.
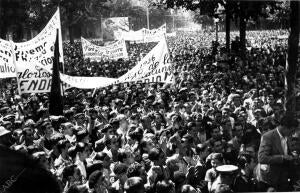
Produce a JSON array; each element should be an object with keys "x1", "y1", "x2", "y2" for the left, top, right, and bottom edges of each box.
[
  {"x1": 69, "y1": 25, "x2": 74, "y2": 44},
  {"x1": 68, "y1": 9, "x2": 74, "y2": 44},
  {"x1": 0, "y1": 6, "x2": 8, "y2": 39},
  {"x1": 285, "y1": 1, "x2": 300, "y2": 115},
  {"x1": 239, "y1": 2, "x2": 246, "y2": 62},
  {"x1": 225, "y1": 6, "x2": 230, "y2": 52}
]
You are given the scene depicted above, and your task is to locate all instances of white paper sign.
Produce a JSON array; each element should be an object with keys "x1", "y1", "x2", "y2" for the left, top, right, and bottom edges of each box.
[
  {"x1": 0, "y1": 39, "x2": 15, "y2": 78},
  {"x1": 115, "y1": 36, "x2": 174, "y2": 84},
  {"x1": 81, "y1": 37, "x2": 128, "y2": 61}
]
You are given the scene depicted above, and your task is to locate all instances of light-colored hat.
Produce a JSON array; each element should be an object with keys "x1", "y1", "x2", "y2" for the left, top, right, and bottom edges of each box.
[
  {"x1": 0, "y1": 126, "x2": 10, "y2": 137},
  {"x1": 216, "y1": 165, "x2": 239, "y2": 174}
]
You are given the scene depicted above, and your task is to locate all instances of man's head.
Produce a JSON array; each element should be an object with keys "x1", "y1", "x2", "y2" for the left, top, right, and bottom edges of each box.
[
  {"x1": 156, "y1": 180, "x2": 175, "y2": 193},
  {"x1": 279, "y1": 114, "x2": 299, "y2": 137},
  {"x1": 127, "y1": 163, "x2": 147, "y2": 184},
  {"x1": 211, "y1": 126, "x2": 221, "y2": 139},
  {"x1": 88, "y1": 170, "x2": 108, "y2": 192},
  {"x1": 62, "y1": 164, "x2": 81, "y2": 184},
  {"x1": 210, "y1": 153, "x2": 223, "y2": 168},
  {"x1": 114, "y1": 163, "x2": 128, "y2": 183},
  {"x1": 234, "y1": 122, "x2": 244, "y2": 138},
  {"x1": 124, "y1": 177, "x2": 145, "y2": 193},
  {"x1": 212, "y1": 139, "x2": 224, "y2": 153},
  {"x1": 76, "y1": 142, "x2": 89, "y2": 161}
]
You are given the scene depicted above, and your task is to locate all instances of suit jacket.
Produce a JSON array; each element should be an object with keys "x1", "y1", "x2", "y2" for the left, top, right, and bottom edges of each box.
[{"x1": 257, "y1": 128, "x2": 293, "y2": 190}]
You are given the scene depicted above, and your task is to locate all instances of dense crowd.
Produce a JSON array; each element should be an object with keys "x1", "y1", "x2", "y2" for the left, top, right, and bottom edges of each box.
[{"x1": 1, "y1": 30, "x2": 300, "y2": 193}]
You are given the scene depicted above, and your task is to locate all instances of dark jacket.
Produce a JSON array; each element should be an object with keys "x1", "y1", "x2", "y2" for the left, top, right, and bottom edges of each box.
[{"x1": 257, "y1": 128, "x2": 293, "y2": 191}]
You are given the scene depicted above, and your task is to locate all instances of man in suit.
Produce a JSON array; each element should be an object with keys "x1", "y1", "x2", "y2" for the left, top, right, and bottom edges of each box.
[{"x1": 257, "y1": 114, "x2": 299, "y2": 191}]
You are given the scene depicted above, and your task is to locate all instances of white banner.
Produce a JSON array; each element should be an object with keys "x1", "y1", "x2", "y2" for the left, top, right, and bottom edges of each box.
[
  {"x1": 102, "y1": 17, "x2": 129, "y2": 41},
  {"x1": 60, "y1": 74, "x2": 116, "y2": 90},
  {"x1": 81, "y1": 37, "x2": 128, "y2": 61},
  {"x1": 122, "y1": 24, "x2": 167, "y2": 43},
  {"x1": 13, "y1": 8, "x2": 63, "y2": 94},
  {"x1": 115, "y1": 36, "x2": 174, "y2": 84},
  {"x1": 20, "y1": 60, "x2": 116, "y2": 90},
  {"x1": 122, "y1": 29, "x2": 144, "y2": 42},
  {"x1": 143, "y1": 24, "x2": 166, "y2": 43},
  {"x1": 0, "y1": 39, "x2": 15, "y2": 78}
]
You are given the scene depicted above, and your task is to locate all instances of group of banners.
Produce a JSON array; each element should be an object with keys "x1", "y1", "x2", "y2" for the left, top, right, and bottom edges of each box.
[{"x1": 0, "y1": 10, "x2": 174, "y2": 94}]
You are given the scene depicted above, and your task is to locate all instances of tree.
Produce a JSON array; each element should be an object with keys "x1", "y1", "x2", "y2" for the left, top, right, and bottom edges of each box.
[
  {"x1": 285, "y1": 0, "x2": 299, "y2": 116},
  {"x1": 267, "y1": 0, "x2": 290, "y2": 29},
  {"x1": 153, "y1": 0, "x2": 232, "y2": 50},
  {"x1": 59, "y1": 0, "x2": 105, "y2": 43},
  {"x1": 0, "y1": 0, "x2": 28, "y2": 41}
]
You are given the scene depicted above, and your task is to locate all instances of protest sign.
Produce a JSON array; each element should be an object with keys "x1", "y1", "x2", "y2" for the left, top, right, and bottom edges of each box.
[
  {"x1": 115, "y1": 36, "x2": 174, "y2": 84},
  {"x1": 143, "y1": 24, "x2": 166, "y2": 43},
  {"x1": 13, "y1": 8, "x2": 63, "y2": 94},
  {"x1": 102, "y1": 17, "x2": 129, "y2": 41},
  {"x1": 0, "y1": 39, "x2": 15, "y2": 78},
  {"x1": 81, "y1": 37, "x2": 128, "y2": 61}
]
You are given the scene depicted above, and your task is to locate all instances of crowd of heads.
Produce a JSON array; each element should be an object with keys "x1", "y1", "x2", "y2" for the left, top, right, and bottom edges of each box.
[{"x1": 0, "y1": 29, "x2": 300, "y2": 193}]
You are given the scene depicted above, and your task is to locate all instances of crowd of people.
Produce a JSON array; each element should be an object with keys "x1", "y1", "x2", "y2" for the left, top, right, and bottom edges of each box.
[{"x1": 0, "y1": 29, "x2": 300, "y2": 193}]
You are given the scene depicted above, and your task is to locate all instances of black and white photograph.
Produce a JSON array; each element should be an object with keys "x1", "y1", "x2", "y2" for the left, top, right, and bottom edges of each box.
[{"x1": 0, "y1": 0, "x2": 300, "y2": 192}]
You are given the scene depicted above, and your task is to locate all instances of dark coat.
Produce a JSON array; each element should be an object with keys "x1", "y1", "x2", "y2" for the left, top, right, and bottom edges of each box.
[{"x1": 257, "y1": 129, "x2": 294, "y2": 191}]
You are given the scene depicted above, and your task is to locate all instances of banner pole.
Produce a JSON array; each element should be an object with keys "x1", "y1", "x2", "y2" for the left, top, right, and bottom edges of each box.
[{"x1": 10, "y1": 41, "x2": 21, "y2": 95}]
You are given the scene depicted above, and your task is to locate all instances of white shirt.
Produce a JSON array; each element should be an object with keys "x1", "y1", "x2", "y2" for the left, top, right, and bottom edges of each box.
[
  {"x1": 277, "y1": 128, "x2": 288, "y2": 155},
  {"x1": 75, "y1": 159, "x2": 87, "y2": 179}
]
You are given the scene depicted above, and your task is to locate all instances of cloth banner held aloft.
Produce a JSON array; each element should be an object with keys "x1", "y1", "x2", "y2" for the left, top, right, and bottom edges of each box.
[
  {"x1": 115, "y1": 36, "x2": 174, "y2": 85},
  {"x1": 81, "y1": 37, "x2": 128, "y2": 62},
  {"x1": 0, "y1": 39, "x2": 15, "y2": 78},
  {"x1": 143, "y1": 24, "x2": 167, "y2": 43},
  {"x1": 12, "y1": 8, "x2": 63, "y2": 94}
]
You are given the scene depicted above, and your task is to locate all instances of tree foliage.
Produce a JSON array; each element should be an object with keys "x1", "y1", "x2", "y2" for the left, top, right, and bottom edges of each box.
[{"x1": 0, "y1": 0, "x2": 171, "y2": 41}]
